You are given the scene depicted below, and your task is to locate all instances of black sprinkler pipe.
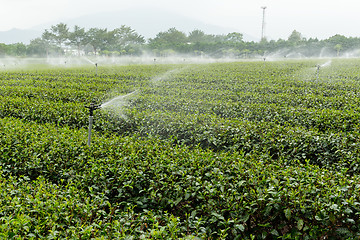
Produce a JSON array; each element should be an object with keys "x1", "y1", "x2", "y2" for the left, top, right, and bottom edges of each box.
[{"x1": 316, "y1": 64, "x2": 320, "y2": 81}]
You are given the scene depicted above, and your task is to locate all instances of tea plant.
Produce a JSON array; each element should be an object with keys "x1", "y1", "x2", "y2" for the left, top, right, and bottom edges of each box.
[{"x1": 2, "y1": 59, "x2": 360, "y2": 238}]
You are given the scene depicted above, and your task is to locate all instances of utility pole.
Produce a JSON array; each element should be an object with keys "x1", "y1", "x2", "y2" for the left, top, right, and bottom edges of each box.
[{"x1": 261, "y1": 6, "x2": 267, "y2": 41}]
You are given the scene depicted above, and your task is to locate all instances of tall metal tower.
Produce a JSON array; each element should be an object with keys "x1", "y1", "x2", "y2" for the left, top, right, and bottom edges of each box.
[{"x1": 261, "y1": 6, "x2": 267, "y2": 41}]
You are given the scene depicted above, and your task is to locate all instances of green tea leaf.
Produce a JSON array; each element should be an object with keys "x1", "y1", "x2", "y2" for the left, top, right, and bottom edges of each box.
[
  {"x1": 284, "y1": 208, "x2": 291, "y2": 220},
  {"x1": 297, "y1": 219, "x2": 304, "y2": 230}
]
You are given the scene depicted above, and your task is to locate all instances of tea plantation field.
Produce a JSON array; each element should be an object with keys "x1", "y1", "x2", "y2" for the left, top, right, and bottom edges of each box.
[{"x1": 2, "y1": 59, "x2": 360, "y2": 239}]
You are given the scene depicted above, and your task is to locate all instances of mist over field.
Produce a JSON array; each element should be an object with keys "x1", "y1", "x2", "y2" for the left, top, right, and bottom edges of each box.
[{"x1": 1, "y1": 6, "x2": 360, "y2": 64}]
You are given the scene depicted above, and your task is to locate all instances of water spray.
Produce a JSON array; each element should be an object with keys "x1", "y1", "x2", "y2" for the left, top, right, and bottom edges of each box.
[
  {"x1": 100, "y1": 90, "x2": 138, "y2": 108},
  {"x1": 85, "y1": 102, "x2": 101, "y2": 147}
]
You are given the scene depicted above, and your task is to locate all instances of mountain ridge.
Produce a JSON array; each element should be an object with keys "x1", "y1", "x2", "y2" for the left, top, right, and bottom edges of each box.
[
  {"x1": 0, "y1": 8, "x2": 258, "y2": 44},
  {"x1": 0, "y1": 28, "x2": 42, "y2": 44}
]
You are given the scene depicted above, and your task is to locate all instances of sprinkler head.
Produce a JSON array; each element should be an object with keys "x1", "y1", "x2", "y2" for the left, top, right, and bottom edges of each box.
[{"x1": 85, "y1": 102, "x2": 101, "y2": 117}]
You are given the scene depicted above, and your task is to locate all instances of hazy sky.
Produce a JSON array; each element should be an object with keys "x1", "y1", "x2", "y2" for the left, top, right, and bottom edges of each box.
[{"x1": 2, "y1": 0, "x2": 360, "y2": 40}]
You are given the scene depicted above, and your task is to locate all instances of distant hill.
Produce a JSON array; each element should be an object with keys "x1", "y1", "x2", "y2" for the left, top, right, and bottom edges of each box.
[
  {"x1": 0, "y1": 28, "x2": 41, "y2": 44},
  {"x1": 60, "y1": 8, "x2": 258, "y2": 41},
  {"x1": 0, "y1": 8, "x2": 258, "y2": 44}
]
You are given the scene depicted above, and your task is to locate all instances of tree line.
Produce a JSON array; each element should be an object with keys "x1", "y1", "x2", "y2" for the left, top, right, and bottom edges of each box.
[{"x1": 1, "y1": 23, "x2": 360, "y2": 58}]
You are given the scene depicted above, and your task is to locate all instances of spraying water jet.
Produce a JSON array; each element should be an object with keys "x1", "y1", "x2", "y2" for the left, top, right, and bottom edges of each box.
[
  {"x1": 315, "y1": 60, "x2": 331, "y2": 81},
  {"x1": 320, "y1": 60, "x2": 332, "y2": 68},
  {"x1": 85, "y1": 102, "x2": 101, "y2": 147},
  {"x1": 101, "y1": 90, "x2": 138, "y2": 108}
]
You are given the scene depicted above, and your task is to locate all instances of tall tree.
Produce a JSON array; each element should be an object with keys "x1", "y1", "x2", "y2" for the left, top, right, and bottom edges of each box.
[
  {"x1": 0, "y1": 43, "x2": 7, "y2": 56},
  {"x1": 288, "y1": 30, "x2": 303, "y2": 45},
  {"x1": 334, "y1": 44, "x2": 343, "y2": 57},
  {"x1": 188, "y1": 29, "x2": 207, "y2": 43},
  {"x1": 148, "y1": 28, "x2": 188, "y2": 51},
  {"x1": 27, "y1": 38, "x2": 48, "y2": 56},
  {"x1": 111, "y1": 25, "x2": 145, "y2": 48},
  {"x1": 49, "y1": 23, "x2": 69, "y2": 48},
  {"x1": 68, "y1": 25, "x2": 87, "y2": 56},
  {"x1": 41, "y1": 30, "x2": 53, "y2": 57},
  {"x1": 8, "y1": 43, "x2": 27, "y2": 56},
  {"x1": 86, "y1": 28, "x2": 108, "y2": 55},
  {"x1": 225, "y1": 32, "x2": 244, "y2": 43}
]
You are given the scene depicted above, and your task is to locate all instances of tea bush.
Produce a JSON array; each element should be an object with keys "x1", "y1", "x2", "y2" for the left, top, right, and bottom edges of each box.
[{"x1": 2, "y1": 59, "x2": 360, "y2": 238}]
